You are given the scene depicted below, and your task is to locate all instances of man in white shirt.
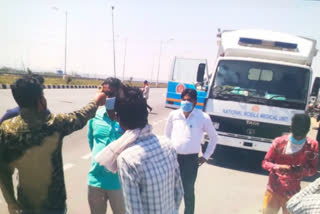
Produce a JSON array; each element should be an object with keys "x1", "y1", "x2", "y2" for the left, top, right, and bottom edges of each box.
[
  {"x1": 142, "y1": 80, "x2": 152, "y2": 112},
  {"x1": 165, "y1": 88, "x2": 218, "y2": 214}
]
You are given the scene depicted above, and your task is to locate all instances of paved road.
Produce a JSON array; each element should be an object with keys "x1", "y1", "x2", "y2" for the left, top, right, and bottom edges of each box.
[{"x1": 0, "y1": 88, "x2": 319, "y2": 214}]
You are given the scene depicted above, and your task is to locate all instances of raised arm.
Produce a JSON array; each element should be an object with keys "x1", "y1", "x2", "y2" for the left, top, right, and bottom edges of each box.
[{"x1": 56, "y1": 92, "x2": 106, "y2": 136}]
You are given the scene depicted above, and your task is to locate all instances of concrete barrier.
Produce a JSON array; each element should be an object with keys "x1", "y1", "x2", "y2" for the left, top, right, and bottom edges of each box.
[{"x1": 0, "y1": 84, "x2": 98, "y2": 90}]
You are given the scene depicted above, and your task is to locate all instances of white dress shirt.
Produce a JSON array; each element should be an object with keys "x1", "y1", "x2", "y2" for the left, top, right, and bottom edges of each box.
[{"x1": 165, "y1": 108, "x2": 218, "y2": 160}]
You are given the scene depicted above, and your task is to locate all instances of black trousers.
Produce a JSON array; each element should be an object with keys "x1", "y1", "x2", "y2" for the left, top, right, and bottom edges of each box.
[{"x1": 177, "y1": 154, "x2": 199, "y2": 214}]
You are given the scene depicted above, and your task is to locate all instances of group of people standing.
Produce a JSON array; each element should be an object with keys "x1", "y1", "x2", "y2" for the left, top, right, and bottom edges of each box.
[
  {"x1": 0, "y1": 75, "x2": 218, "y2": 214},
  {"x1": 0, "y1": 74, "x2": 320, "y2": 214},
  {"x1": 87, "y1": 78, "x2": 218, "y2": 214}
]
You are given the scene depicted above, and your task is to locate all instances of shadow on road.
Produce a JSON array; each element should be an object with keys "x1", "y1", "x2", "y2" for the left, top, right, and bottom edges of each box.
[
  {"x1": 206, "y1": 145, "x2": 320, "y2": 181},
  {"x1": 207, "y1": 145, "x2": 269, "y2": 176}
]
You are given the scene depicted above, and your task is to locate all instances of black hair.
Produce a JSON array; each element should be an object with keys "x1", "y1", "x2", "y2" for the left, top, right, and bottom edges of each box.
[
  {"x1": 181, "y1": 88, "x2": 197, "y2": 100},
  {"x1": 102, "y1": 77, "x2": 121, "y2": 89},
  {"x1": 115, "y1": 85, "x2": 148, "y2": 129},
  {"x1": 11, "y1": 74, "x2": 44, "y2": 108},
  {"x1": 291, "y1": 113, "x2": 310, "y2": 136},
  {"x1": 144, "y1": 80, "x2": 148, "y2": 84},
  {"x1": 31, "y1": 74, "x2": 45, "y2": 85}
]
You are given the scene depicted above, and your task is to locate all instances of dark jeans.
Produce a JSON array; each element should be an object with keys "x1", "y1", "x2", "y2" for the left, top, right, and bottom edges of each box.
[
  {"x1": 177, "y1": 154, "x2": 199, "y2": 214},
  {"x1": 21, "y1": 209, "x2": 66, "y2": 214},
  {"x1": 144, "y1": 98, "x2": 152, "y2": 111}
]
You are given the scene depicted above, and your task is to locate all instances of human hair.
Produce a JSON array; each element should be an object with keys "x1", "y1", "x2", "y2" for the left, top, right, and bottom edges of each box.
[
  {"x1": 115, "y1": 85, "x2": 148, "y2": 129},
  {"x1": 31, "y1": 74, "x2": 45, "y2": 85},
  {"x1": 181, "y1": 88, "x2": 197, "y2": 101},
  {"x1": 291, "y1": 113, "x2": 310, "y2": 137},
  {"x1": 102, "y1": 77, "x2": 121, "y2": 89},
  {"x1": 144, "y1": 80, "x2": 148, "y2": 84},
  {"x1": 11, "y1": 74, "x2": 44, "y2": 108}
]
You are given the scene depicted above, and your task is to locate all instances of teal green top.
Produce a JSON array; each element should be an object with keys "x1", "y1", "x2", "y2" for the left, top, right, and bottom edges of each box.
[{"x1": 87, "y1": 108, "x2": 122, "y2": 190}]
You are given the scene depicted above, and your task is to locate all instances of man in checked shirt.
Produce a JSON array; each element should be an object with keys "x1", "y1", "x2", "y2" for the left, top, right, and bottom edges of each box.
[
  {"x1": 286, "y1": 177, "x2": 320, "y2": 213},
  {"x1": 114, "y1": 85, "x2": 184, "y2": 214}
]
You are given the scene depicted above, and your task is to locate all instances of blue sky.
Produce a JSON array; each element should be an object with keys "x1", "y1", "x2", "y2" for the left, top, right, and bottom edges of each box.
[{"x1": 1, "y1": 0, "x2": 320, "y2": 81}]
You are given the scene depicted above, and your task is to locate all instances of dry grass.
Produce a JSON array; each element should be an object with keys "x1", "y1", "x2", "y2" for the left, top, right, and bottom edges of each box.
[
  {"x1": 0, "y1": 74, "x2": 167, "y2": 88},
  {"x1": 0, "y1": 74, "x2": 21, "y2": 85}
]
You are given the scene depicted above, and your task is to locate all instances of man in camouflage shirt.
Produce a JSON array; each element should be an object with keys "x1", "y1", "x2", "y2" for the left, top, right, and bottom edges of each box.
[{"x1": 0, "y1": 75, "x2": 106, "y2": 214}]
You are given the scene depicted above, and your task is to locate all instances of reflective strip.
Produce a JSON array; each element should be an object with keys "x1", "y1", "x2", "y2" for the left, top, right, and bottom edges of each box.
[{"x1": 166, "y1": 98, "x2": 204, "y2": 106}]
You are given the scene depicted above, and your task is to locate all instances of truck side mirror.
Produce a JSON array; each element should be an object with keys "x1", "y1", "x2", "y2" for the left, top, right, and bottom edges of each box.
[
  {"x1": 196, "y1": 63, "x2": 206, "y2": 83},
  {"x1": 311, "y1": 77, "x2": 320, "y2": 96}
]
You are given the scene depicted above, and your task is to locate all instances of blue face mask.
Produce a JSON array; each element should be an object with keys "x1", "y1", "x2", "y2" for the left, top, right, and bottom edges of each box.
[
  {"x1": 105, "y1": 97, "x2": 116, "y2": 110},
  {"x1": 181, "y1": 101, "x2": 193, "y2": 112},
  {"x1": 289, "y1": 135, "x2": 306, "y2": 145}
]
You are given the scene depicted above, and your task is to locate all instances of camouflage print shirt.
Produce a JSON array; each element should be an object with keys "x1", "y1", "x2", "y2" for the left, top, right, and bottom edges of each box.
[{"x1": 0, "y1": 101, "x2": 98, "y2": 211}]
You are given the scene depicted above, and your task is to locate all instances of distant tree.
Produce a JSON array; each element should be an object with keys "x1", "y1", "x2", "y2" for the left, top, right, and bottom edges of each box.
[{"x1": 64, "y1": 75, "x2": 72, "y2": 84}]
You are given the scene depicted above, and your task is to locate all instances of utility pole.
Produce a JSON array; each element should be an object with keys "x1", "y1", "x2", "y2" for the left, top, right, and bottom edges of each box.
[
  {"x1": 52, "y1": 7, "x2": 68, "y2": 77},
  {"x1": 156, "y1": 39, "x2": 174, "y2": 87},
  {"x1": 122, "y1": 38, "x2": 127, "y2": 81},
  {"x1": 64, "y1": 11, "x2": 68, "y2": 76},
  {"x1": 156, "y1": 41, "x2": 163, "y2": 88},
  {"x1": 111, "y1": 6, "x2": 116, "y2": 77}
]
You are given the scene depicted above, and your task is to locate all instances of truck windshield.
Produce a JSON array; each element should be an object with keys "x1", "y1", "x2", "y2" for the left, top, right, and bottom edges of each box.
[{"x1": 209, "y1": 60, "x2": 310, "y2": 109}]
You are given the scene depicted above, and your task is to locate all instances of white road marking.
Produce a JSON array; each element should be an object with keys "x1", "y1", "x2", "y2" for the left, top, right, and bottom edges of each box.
[
  {"x1": 63, "y1": 163, "x2": 74, "y2": 171},
  {"x1": 81, "y1": 152, "x2": 92, "y2": 160}
]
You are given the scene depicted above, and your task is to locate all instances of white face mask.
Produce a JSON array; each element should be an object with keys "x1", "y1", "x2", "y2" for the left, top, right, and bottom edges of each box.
[{"x1": 105, "y1": 97, "x2": 116, "y2": 110}]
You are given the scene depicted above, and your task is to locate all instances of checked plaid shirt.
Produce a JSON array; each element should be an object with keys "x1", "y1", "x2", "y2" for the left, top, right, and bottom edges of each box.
[
  {"x1": 287, "y1": 177, "x2": 320, "y2": 214},
  {"x1": 117, "y1": 126, "x2": 183, "y2": 214}
]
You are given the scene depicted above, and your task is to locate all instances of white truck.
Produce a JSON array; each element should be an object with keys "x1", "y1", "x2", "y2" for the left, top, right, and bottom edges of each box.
[{"x1": 200, "y1": 29, "x2": 319, "y2": 152}]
